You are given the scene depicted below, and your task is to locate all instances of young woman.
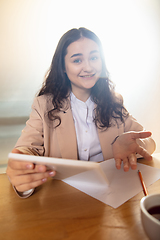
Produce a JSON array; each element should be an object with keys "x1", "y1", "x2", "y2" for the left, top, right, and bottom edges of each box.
[{"x1": 7, "y1": 27, "x2": 156, "y2": 198}]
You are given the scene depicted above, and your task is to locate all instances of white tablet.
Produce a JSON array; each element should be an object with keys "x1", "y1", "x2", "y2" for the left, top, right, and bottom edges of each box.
[{"x1": 8, "y1": 153, "x2": 107, "y2": 181}]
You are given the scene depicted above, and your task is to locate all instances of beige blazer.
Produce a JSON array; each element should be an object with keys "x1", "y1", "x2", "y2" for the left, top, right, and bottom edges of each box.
[{"x1": 15, "y1": 95, "x2": 156, "y2": 160}]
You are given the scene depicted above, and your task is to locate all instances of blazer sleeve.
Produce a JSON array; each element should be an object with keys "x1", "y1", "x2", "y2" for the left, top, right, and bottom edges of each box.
[
  {"x1": 12, "y1": 97, "x2": 48, "y2": 198},
  {"x1": 15, "y1": 97, "x2": 45, "y2": 156},
  {"x1": 123, "y1": 114, "x2": 156, "y2": 155}
]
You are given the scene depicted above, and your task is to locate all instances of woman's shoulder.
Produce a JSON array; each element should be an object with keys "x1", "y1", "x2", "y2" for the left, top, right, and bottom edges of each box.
[
  {"x1": 114, "y1": 92, "x2": 123, "y2": 104},
  {"x1": 36, "y1": 94, "x2": 52, "y2": 103},
  {"x1": 32, "y1": 94, "x2": 54, "y2": 111}
]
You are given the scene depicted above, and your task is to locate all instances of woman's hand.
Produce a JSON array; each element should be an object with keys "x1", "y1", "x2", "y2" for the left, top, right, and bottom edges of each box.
[
  {"x1": 6, "y1": 148, "x2": 56, "y2": 192},
  {"x1": 112, "y1": 131, "x2": 152, "y2": 172}
]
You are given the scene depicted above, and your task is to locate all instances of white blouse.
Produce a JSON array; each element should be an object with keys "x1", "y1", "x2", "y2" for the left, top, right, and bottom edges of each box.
[{"x1": 70, "y1": 92, "x2": 103, "y2": 162}]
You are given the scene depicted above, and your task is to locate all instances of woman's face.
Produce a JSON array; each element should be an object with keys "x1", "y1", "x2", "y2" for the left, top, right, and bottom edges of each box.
[{"x1": 64, "y1": 37, "x2": 102, "y2": 100}]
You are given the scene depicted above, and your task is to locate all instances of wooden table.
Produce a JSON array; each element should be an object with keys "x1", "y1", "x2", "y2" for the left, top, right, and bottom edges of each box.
[{"x1": 0, "y1": 153, "x2": 160, "y2": 240}]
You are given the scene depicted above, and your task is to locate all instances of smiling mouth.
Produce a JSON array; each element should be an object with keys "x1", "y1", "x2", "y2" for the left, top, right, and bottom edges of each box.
[{"x1": 79, "y1": 73, "x2": 96, "y2": 78}]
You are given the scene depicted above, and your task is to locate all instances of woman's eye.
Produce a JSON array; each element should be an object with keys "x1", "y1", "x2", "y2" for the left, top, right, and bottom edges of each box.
[
  {"x1": 73, "y1": 59, "x2": 81, "y2": 63},
  {"x1": 91, "y1": 56, "x2": 98, "y2": 61}
]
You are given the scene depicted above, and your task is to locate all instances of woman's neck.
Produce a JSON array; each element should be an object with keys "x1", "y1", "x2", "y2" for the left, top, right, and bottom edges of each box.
[{"x1": 71, "y1": 88, "x2": 91, "y2": 102}]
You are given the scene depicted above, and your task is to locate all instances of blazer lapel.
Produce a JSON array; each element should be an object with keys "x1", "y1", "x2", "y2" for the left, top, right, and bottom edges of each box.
[{"x1": 56, "y1": 108, "x2": 78, "y2": 160}]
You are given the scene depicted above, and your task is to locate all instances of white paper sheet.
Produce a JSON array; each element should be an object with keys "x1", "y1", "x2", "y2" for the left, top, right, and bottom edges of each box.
[{"x1": 63, "y1": 158, "x2": 160, "y2": 208}]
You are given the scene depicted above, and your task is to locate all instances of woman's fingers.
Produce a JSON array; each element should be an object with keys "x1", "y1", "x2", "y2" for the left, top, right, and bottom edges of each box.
[
  {"x1": 12, "y1": 171, "x2": 55, "y2": 187},
  {"x1": 7, "y1": 149, "x2": 57, "y2": 193},
  {"x1": 7, "y1": 159, "x2": 48, "y2": 175},
  {"x1": 15, "y1": 178, "x2": 47, "y2": 192},
  {"x1": 131, "y1": 131, "x2": 152, "y2": 140},
  {"x1": 128, "y1": 153, "x2": 137, "y2": 170},
  {"x1": 9, "y1": 149, "x2": 48, "y2": 172},
  {"x1": 113, "y1": 131, "x2": 153, "y2": 172},
  {"x1": 124, "y1": 131, "x2": 152, "y2": 142},
  {"x1": 7, "y1": 155, "x2": 56, "y2": 192},
  {"x1": 115, "y1": 158, "x2": 122, "y2": 170},
  {"x1": 136, "y1": 145, "x2": 152, "y2": 161},
  {"x1": 122, "y1": 157, "x2": 130, "y2": 172},
  {"x1": 8, "y1": 159, "x2": 34, "y2": 171},
  {"x1": 115, "y1": 154, "x2": 137, "y2": 171}
]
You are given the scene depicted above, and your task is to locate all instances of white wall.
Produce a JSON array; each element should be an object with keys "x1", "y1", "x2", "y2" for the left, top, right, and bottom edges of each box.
[{"x1": 0, "y1": 0, "x2": 160, "y2": 152}]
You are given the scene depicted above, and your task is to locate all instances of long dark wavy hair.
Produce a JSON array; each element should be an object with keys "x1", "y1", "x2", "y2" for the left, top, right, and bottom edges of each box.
[{"x1": 38, "y1": 27, "x2": 128, "y2": 129}]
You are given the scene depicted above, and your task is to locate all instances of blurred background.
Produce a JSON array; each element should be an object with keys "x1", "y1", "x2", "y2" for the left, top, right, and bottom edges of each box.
[{"x1": 0, "y1": 0, "x2": 160, "y2": 172}]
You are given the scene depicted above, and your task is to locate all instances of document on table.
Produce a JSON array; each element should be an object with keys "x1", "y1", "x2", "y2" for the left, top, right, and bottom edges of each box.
[
  {"x1": 8, "y1": 153, "x2": 160, "y2": 208},
  {"x1": 63, "y1": 157, "x2": 160, "y2": 208}
]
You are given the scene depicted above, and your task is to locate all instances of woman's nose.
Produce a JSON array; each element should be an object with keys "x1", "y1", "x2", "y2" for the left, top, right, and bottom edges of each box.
[{"x1": 83, "y1": 60, "x2": 93, "y2": 72}]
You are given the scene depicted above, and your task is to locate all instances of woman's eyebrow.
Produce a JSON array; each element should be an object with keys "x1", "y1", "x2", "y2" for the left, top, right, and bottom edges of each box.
[
  {"x1": 70, "y1": 53, "x2": 82, "y2": 58},
  {"x1": 90, "y1": 50, "x2": 99, "y2": 54},
  {"x1": 70, "y1": 50, "x2": 99, "y2": 58}
]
